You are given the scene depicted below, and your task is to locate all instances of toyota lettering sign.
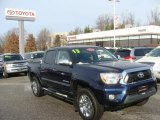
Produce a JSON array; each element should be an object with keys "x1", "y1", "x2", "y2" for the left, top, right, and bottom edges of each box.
[{"x1": 5, "y1": 8, "x2": 36, "y2": 21}]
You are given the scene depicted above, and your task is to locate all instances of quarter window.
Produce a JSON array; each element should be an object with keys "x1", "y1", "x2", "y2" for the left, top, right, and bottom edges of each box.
[{"x1": 44, "y1": 50, "x2": 56, "y2": 64}]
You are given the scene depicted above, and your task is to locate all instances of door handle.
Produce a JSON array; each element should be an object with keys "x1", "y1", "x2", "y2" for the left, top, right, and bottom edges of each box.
[
  {"x1": 52, "y1": 68, "x2": 56, "y2": 71},
  {"x1": 60, "y1": 72, "x2": 65, "y2": 75}
]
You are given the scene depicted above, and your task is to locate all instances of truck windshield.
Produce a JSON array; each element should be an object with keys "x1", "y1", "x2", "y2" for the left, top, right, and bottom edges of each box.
[
  {"x1": 72, "y1": 47, "x2": 117, "y2": 63},
  {"x1": 147, "y1": 48, "x2": 160, "y2": 57},
  {"x1": 4, "y1": 55, "x2": 23, "y2": 62}
]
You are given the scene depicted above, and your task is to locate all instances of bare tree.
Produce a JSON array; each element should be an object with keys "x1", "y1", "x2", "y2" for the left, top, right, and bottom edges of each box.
[
  {"x1": 95, "y1": 14, "x2": 113, "y2": 31},
  {"x1": 148, "y1": 8, "x2": 160, "y2": 26},
  {"x1": 119, "y1": 12, "x2": 136, "y2": 28},
  {"x1": 0, "y1": 35, "x2": 5, "y2": 53},
  {"x1": 36, "y1": 28, "x2": 51, "y2": 51}
]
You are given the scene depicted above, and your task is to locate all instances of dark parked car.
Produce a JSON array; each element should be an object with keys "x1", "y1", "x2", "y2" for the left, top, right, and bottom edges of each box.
[
  {"x1": 114, "y1": 47, "x2": 153, "y2": 61},
  {"x1": 28, "y1": 46, "x2": 157, "y2": 120},
  {"x1": 0, "y1": 53, "x2": 28, "y2": 78}
]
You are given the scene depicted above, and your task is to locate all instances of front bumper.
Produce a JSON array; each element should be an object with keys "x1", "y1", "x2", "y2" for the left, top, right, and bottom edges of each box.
[
  {"x1": 103, "y1": 78, "x2": 157, "y2": 106},
  {"x1": 123, "y1": 87, "x2": 156, "y2": 104},
  {"x1": 6, "y1": 67, "x2": 28, "y2": 73}
]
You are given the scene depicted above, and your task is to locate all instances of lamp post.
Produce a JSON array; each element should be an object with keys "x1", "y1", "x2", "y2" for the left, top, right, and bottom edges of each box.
[{"x1": 108, "y1": 0, "x2": 119, "y2": 48}]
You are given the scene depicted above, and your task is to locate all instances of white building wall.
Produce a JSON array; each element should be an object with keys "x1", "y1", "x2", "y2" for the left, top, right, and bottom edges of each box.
[{"x1": 67, "y1": 25, "x2": 160, "y2": 42}]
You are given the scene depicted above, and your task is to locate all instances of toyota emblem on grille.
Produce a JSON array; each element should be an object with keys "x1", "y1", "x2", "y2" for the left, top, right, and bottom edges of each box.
[{"x1": 137, "y1": 72, "x2": 144, "y2": 79}]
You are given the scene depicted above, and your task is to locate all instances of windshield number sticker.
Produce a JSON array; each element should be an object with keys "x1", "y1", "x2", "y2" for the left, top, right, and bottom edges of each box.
[{"x1": 72, "y1": 49, "x2": 80, "y2": 54}]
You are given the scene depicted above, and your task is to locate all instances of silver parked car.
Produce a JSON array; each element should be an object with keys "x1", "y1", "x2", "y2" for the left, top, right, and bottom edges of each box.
[
  {"x1": 24, "y1": 51, "x2": 44, "y2": 62},
  {"x1": 0, "y1": 53, "x2": 28, "y2": 78}
]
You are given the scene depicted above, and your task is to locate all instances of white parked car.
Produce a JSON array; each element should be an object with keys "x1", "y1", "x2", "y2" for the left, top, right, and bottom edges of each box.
[{"x1": 136, "y1": 46, "x2": 160, "y2": 81}]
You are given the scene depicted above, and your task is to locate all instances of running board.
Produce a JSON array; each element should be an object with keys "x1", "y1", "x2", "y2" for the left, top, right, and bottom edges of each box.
[
  {"x1": 55, "y1": 92, "x2": 68, "y2": 98},
  {"x1": 42, "y1": 88, "x2": 68, "y2": 98}
]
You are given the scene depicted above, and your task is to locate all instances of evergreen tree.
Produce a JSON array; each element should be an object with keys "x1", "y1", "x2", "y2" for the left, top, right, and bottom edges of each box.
[
  {"x1": 84, "y1": 26, "x2": 92, "y2": 33},
  {"x1": 25, "y1": 34, "x2": 37, "y2": 52},
  {"x1": 54, "y1": 35, "x2": 61, "y2": 47}
]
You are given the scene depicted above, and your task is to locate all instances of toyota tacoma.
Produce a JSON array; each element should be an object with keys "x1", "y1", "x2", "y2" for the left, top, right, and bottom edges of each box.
[{"x1": 28, "y1": 46, "x2": 157, "y2": 120}]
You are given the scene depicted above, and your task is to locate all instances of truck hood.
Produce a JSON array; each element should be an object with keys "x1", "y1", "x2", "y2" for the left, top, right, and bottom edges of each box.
[
  {"x1": 95, "y1": 61, "x2": 149, "y2": 71},
  {"x1": 5, "y1": 60, "x2": 27, "y2": 64},
  {"x1": 78, "y1": 61, "x2": 150, "y2": 72}
]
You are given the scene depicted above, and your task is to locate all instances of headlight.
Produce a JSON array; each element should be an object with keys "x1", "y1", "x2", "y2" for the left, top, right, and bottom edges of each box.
[
  {"x1": 153, "y1": 62, "x2": 160, "y2": 70},
  {"x1": 6, "y1": 64, "x2": 13, "y2": 67},
  {"x1": 100, "y1": 73, "x2": 122, "y2": 84}
]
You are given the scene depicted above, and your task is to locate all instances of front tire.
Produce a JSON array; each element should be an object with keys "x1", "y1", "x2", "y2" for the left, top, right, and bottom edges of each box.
[
  {"x1": 24, "y1": 72, "x2": 27, "y2": 76},
  {"x1": 77, "y1": 88, "x2": 104, "y2": 120},
  {"x1": 3, "y1": 70, "x2": 9, "y2": 78},
  {"x1": 31, "y1": 76, "x2": 44, "y2": 97}
]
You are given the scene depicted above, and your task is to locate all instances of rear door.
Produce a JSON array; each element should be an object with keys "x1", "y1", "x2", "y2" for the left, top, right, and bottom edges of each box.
[{"x1": 40, "y1": 50, "x2": 58, "y2": 89}]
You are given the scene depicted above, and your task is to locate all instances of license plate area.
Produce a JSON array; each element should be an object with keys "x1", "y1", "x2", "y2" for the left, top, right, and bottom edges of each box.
[{"x1": 138, "y1": 86, "x2": 148, "y2": 93}]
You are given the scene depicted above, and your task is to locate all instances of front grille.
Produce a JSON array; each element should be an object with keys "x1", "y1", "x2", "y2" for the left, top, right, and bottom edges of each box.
[
  {"x1": 12, "y1": 63, "x2": 24, "y2": 67},
  {"x1": 127, "y1": 70, "x2": 152, "y2": 83}
]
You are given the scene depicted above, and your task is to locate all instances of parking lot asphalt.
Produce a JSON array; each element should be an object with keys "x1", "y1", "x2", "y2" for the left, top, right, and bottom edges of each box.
[{"x1": 0, "y1": 75, "x2": 160, "y2": 120}]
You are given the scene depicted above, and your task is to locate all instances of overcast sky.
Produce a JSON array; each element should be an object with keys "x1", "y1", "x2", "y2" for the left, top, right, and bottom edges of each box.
[{"x1": 0, "y1": 0, "x2": 159, "y2": 36}]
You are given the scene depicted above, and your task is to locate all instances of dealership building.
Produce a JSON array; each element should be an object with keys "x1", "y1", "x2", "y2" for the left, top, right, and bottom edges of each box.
[{"x1": 67, "y1": 25, "x2": 160, "y2": 47}]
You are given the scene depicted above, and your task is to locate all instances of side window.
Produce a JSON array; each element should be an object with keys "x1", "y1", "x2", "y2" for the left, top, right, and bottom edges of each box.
[
  {"x1": 56, "y1": 50, "x2": 71, "y2": 64},
  {"x1": 44, "y1": 50, "x2": 56, "y2": 64}
]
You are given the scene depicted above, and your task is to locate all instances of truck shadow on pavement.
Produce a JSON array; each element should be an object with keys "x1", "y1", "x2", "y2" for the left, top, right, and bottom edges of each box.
[{"x1": 0, "y1": 73, "x2": 27, "y2": 80}]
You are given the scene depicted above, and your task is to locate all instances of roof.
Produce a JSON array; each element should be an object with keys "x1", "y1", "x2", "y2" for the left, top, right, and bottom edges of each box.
[
  {"x1": 49, "y1": 45, "x2": 99, "y2": 50},
  {"x1": 2, "y1": 53, "x2": 21, "y2": 55},
  {"x1": 25, "y1": 51, "x2": 44, "y2": 54}
]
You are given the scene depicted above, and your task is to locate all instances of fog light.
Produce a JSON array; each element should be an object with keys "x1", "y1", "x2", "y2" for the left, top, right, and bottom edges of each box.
[{"x1": 109, "y1": 94, "x2": 115, "y2": 100}]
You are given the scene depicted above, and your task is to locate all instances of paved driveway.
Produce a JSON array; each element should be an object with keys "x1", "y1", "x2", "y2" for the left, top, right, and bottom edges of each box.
[{"x1": 0, "y1": 75, "x2": 159, "y2": 120}]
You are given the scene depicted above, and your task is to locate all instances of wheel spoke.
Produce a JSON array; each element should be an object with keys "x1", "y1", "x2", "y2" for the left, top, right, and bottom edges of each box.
[
  {"x1": 79, "y1": 94, "x2": 93, "y2": 118},
  {"x1": 32, "y1": 81, "x2": 38, "y2": 94}
]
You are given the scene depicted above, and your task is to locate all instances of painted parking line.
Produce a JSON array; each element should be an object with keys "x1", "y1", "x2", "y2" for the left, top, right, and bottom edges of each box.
[
  {"x1": 0, "y1": 82, "x2": 31, "y2": 92},
  {"x1": 0, "y1": 83, "x2": 29, "y2": 85}
]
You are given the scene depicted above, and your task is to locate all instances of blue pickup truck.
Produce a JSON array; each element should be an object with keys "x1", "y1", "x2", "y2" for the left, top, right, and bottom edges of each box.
[{"x1": 28, "y1": 46, "x2": 157, "y2": 120}]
